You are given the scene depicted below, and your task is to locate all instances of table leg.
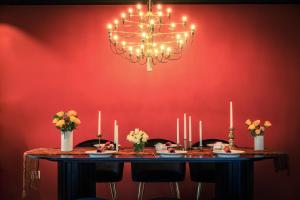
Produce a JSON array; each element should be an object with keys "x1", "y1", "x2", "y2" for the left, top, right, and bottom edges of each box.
[
  {"x1": 215, "y1": 161, "x2": 254, "y2": 200},
  {"x1": 58, "y1": 161, "x2": 96, "y2": 200}
]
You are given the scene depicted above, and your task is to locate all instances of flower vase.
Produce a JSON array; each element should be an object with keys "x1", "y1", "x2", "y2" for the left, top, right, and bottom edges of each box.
[
  {"x1": 254, "y1": 135, "x2": 264, "y2": 151},
  {"x1": 61, "y1": 131, "x2": 73, "y2": 152},
  {"x1": 133, "y1": 143, "x2": 145, "y2": 153}
]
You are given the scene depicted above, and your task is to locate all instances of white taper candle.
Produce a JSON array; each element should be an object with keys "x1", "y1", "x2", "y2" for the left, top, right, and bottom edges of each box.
[
  {"x1": 199, "y1": 120, "x2": 203, "y2": 147},
  {"x1": 184, "y1": 113, "x2": 187, "y2": 140},
  {"x1": 189, "y1": 116, "x2": 192, "y2": 142},
  {"x1": 176, "y1": 118, "x2": 180, "y2": 144},
  {"x1": 230, "y1": 101, "x2": 233, "y2": 129},
  {"x1": 98, "y1": 111, "x2": 101, "y2": 136}
]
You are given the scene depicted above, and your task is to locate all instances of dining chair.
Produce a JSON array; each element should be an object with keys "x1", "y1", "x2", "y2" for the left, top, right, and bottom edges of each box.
[
  {"x1": 189, "y1": 138, "x2": 229, "y2": 200},
  {"x1": 76, "y1": 139, "x2": 124, "y2": 200},
  {"x1": 131, "y1": 138, "x2": 185, "y2": 200}
]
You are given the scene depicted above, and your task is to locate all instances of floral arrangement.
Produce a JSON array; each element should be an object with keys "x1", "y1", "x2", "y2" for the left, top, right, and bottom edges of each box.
[
  {"x1": 127, "y1": 128, "x2": 149, "y2": 144},
  {"x1": 245, "y1": 119, "x2": 271, "y2": 136},
  {"x1": 52, "y1": 110, "x2": 81, "y2": 132}
]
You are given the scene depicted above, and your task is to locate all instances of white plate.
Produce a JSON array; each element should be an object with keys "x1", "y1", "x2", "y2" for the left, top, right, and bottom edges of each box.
[
  {"x1": 156, "y1": 150, "x2": 187, "y2": 158},
  {"x1": 207, "y1": 143, "x2": 229, "y2": 147},
  {"x1": 213, "y1": 150, "x2": 245, "y2": 158},
  {"x1": 166, "y1": 144, "x2": 178, "y2": 148},
  {"x1": 85, "y1": 150, "x2": 117, "y2": 158},
  {"x1": 93, "y1": 144, "x2": 114, "y2": 148}
]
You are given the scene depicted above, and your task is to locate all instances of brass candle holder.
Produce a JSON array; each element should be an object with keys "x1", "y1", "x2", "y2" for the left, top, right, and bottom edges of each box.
[
  {"x1": 97, "y1": 134, "x2": 102, "y2": 145},
  {"x1": 188, "y1": 141, "x2": 192, "y2": 150},
  {"x1": 183, "y1": 139, "x2": 188, "y2": 151},
  {"x1": 228, "y1": 128, "x2": 236, "y2": 148}
]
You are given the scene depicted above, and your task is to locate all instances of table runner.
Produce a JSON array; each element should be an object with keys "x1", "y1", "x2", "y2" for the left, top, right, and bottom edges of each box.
[{"x1": 22, "y1": 147, "x2": 289, "y2": 198}]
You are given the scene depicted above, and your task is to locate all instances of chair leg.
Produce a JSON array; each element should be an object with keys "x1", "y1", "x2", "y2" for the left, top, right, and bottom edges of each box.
[
  {"x1": 112, "y1": 182, "x2": 117, "y2": 200},
  {"x1": 169, "y1": 182, "x2": 175, "y2": 196},
  {"x1": 196, "y1": 182, "x2": 202, "y2": 200},
  {"x1": 138, "y1": 182, "x2": 145, "y2": 200},
  {"x1": 109, "y1": 183, "x2": 115, "y2": 200},
  {"x1": 175, "y1": 182, "x2": 181, "y2": 199},
  {"x1": 140, "y1": 182, "x2": 145, "y2": 200}
]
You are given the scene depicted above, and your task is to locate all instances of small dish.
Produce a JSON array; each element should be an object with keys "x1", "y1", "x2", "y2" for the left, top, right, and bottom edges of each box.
[
  {"x1": 85, "y1": 150, "x2": 117, "y2": 158},
  {"x1": 156, "y1": 150, "x2": 187, "y2": 158}
]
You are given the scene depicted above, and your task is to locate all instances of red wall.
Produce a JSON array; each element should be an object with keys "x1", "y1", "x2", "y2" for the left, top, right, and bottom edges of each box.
[{"x1": 1, "y1": 5, "x2": 300, "y2": 200}]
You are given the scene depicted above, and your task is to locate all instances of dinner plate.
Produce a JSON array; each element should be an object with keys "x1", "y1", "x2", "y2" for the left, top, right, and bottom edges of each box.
[
  {"x1": 166, "y1": 144, "x2": 178, "y2": 148},
  {"x1": 93, "y1": 144, "x2": 114, "y2": 148},
  {"x1": 213, "y1": 150, "x2": 245, "y2": 158},
  {"x1": 85, "y1": 150, "x2": 117, "y2": 158},
  {"x1": 156, "y1": 150, "x2": 187, "y2": 158},
  {"x1": 207, "y1": 143, "x2": 229, "y2": 147}
]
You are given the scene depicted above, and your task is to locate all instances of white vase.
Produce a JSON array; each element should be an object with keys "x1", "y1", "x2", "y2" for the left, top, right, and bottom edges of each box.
[
  {"x1": 61, "y1": 131, "x2": 73, "y2": 152},
  {"x1": 254, "y1": 135, "x2": 264, "y2": 151}
]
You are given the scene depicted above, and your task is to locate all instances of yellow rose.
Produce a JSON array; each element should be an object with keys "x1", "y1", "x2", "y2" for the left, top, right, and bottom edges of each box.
[
  {"x1": 255, "y1": 129, "x2": 261, "y2": 135},
  {"x1": 75, "y1": 118, "x2": 81, "y2": 125},
  {"x1": 67, "y1": 110, "x2": 77, "y2": 116},
  {"x1": 56, "y1": 119, "x2": 65, "y2": 128},
  {"x1": 253, "y1": 120, "x2": 260, "y2": 126},
  {"x1": 248, "y1": 124, "x2": 256, "y2": 130},
  {"x1": 69, "y1": 116, "x2": 77, "y2": 123},
  {"x1": 245, "y1": 119, "x2": 252, "y2": 126},
  {"x1": 52, "y1": 118, "x2": 59, "y2": 124},
  {"x1": 264, "y1": 121, "x2": 272, "y2": 128},
  {"x1": 56, "y1": 111, "x2": 64, "y2": 117}
]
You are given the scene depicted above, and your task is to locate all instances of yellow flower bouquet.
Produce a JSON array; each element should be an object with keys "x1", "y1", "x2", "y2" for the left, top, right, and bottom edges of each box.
[
  {"x1": 52, "y1": 110, "x2": 81, "y2": 132},
  {"x1": 245, "y1": 119, "x2": 271, "y2": 137}
]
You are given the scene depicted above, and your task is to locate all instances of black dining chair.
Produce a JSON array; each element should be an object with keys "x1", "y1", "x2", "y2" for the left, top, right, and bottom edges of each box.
[
  {"x1": 189, "y1": 138, "x2": 229, "y2": 200},
  {"x1": 131, "y1": 138, "x2": 185, "y2": 200},
  {"x1": 76, "y1": 139, "x2": 124, "y2": 200}
]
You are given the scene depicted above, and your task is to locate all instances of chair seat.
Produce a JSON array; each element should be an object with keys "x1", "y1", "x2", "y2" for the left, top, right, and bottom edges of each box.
[
  {"x1": 131, "y1": 162, "x2": 186, "y2": 182},
  {"x1": 189, "y1": 163, "x2": 217, "y2": 182},
  {"x1": 95, "y1": 162, "x2": 124, "y2": 182},
  {"x1": 133, "y1": 169, "x2": 185, "y2": 182},
  {"x1": 149, "y1": 197, "x2": 180, "y2": 200}
]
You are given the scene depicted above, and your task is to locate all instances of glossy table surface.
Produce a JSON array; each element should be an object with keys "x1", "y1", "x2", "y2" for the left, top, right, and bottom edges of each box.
[{"x1": 27, "y1": 147, "x2": 286, "y2": 162}]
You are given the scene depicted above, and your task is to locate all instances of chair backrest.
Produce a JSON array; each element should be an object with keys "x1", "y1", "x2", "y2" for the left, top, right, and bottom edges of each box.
[
  {"x1": 192, "y1": 138, "x2": 229, "y2": 147},
  {"x1": 76, "y1": 139, "x2": 115, "y2": 147},
  {"x1": 145, "y1": 138, "x2": 175, "y2": 147}
]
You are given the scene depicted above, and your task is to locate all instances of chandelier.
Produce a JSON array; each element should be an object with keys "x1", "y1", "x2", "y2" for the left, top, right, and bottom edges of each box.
[{"x1": 106, "y1": 0, "x2": 196, "y2": 71}]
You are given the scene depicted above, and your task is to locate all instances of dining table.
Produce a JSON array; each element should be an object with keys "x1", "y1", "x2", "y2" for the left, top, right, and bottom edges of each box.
[{"x1": 23, "y1": 147, "x2": 289, "y2": 200}]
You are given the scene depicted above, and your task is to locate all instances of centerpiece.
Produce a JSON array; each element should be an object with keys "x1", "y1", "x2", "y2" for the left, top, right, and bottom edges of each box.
[
  {"x1": 245, "y1": 119, "x2": 271, "y2": 150},
  {"x1": 52, "y1": 110, "x2": 81, "y2": 152},
  {"x1": 127, "y1": 128, "x2": 149, "y2": 152}
]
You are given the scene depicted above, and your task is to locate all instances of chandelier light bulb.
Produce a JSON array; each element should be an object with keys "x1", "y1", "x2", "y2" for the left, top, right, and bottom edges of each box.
[
  {"x1": 157, "y1": 4, "x2": 162, "y2": 10},
  {"x1": 137, "y1": 4, "x2": 142, "y2": 10},
  {"x1": 121, "y1": 13, "x2": 126, "y2": 18},
  {"x1": 170, "y1": 22, "x2": 176, "y2": 30},
  {"x1": 107, "y1": 23, "x2": 112, "y2": 30},
  {"x1": 184, "y1": 32, "x2": 189, "y2": 38},
  {"x1": 158, "y1": 11, "x2": 163, "y2": 17},
  {"x1": 122, "y1": 41, "x2": 126, "y2": 48},
  {"x1": 182, "y1": 16, "x2": 187, "y2": 22}
]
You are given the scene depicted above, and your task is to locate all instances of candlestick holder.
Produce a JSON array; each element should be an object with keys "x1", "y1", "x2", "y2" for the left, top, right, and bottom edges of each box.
[
  {"x1": 228, "y1": 128, "x2": 236, "y2": 148},
  {"x1": 97, "y1": 134, "x2": 102, "y2": 145},
  {"x1": 183, "y1": 139, "x2": 188, "y2": 151},
  {"x1": 188, "y1": 141, "x2": 192, "y2": 150}
]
